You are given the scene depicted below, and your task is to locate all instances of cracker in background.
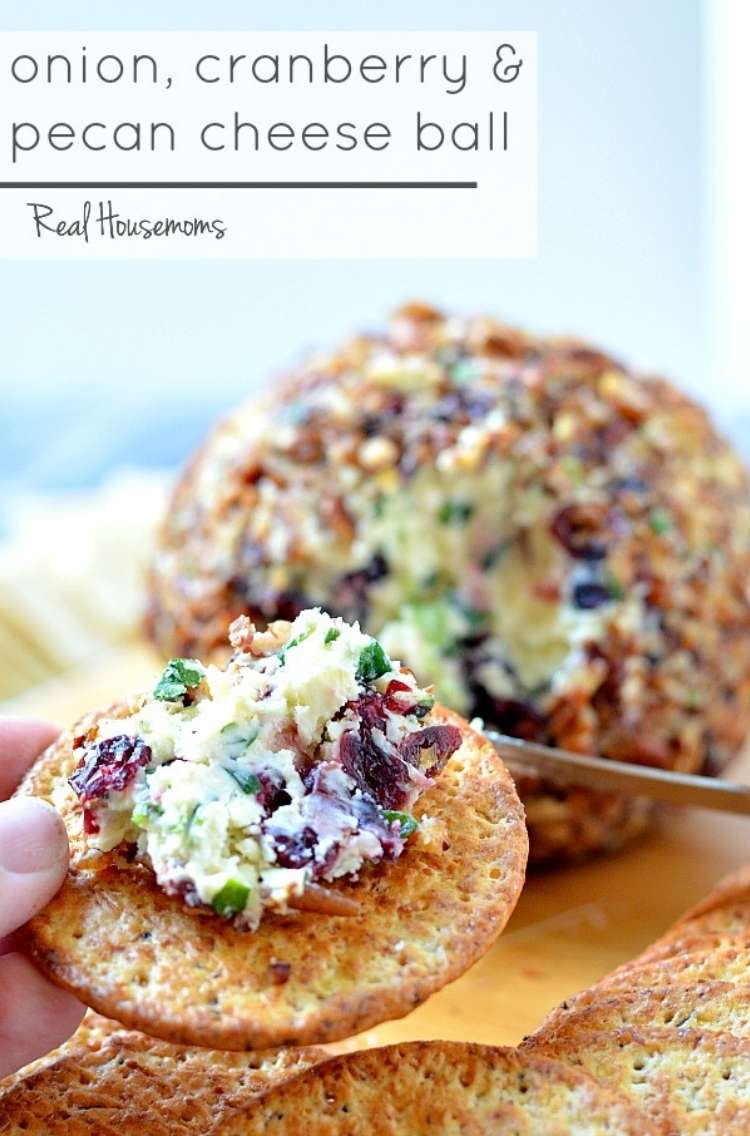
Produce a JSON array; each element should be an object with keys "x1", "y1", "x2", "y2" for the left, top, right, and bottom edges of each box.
[
  {"x1": 526, "y1": 1026, "x2": 750, "y2": 1135},
  {"x1": 0, "y1": 1011, "x2": 323, "y2": 1136},
  {"x1": 214, "y1": 1040, "x2": 654, "y2": 1135},
  {"x1": 527, "y1": 982, "x2": 750, "y2": 1050},
  {"x1": 533, "y1": 935, "x2": 750, "y2": 1029}
]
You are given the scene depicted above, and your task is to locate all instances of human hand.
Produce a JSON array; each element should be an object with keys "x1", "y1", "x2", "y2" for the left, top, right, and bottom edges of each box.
[{"x1": 0, "y1": 717, "x2": 85, "y2": 1079}]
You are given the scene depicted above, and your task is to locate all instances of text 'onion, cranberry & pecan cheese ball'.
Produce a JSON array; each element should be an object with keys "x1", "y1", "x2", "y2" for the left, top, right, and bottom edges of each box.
[
  {"x1": 147, "y1": 303, "x2": 750, "y2": 863},
  {"x1": 19, "y1": 608, "x2": 527, "y2": 1049}
]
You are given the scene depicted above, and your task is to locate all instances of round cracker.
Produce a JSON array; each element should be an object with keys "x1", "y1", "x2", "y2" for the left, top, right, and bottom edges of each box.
[
  {"x1": 625, "y1": 926, "x2": 750, "y2": 974},
  {"x1": 0, "y1": 1010, "x2": 323, "y2": 1135},
  {"x1": 18, "y1": 705, "x2": 527, "y2": 1049},
  {"x1": 534, "y1": 935, "x2": 750, "y2": 1030},
  {"x1": 212, "y1": 1040, "x2": 654, "y2": 1135},
  {"x1": 527, "y1": 1026, "x2": 750, "y2": 1135},
  {"x1": 528, "y1": 982, "x2": 750, "y2": 1051}
]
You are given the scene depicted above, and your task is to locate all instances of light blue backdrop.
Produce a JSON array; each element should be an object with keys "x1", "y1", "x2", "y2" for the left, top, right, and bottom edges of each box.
[{"x1": 0, "y1": 1, "x2": 710, "y2": 506}]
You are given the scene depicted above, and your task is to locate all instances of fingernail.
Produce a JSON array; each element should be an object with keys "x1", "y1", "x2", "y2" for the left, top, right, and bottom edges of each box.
[{"x1": 0, "y1": 798, "x2": 68, "y2": 874}]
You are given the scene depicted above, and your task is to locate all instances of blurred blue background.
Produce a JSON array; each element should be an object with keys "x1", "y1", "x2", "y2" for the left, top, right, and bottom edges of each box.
[{"x1": 1, "y1": 0, "x2": 719, "y2": 526}]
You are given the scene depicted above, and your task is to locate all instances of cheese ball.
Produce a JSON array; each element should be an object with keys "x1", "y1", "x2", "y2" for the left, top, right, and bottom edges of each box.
[{"x1": 147, "y1": 303, "x2": 750, "y2": 863}]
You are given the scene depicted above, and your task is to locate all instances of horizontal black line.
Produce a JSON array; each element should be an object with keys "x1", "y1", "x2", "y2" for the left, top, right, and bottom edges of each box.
[{"x1": 0, "y1": 180, "x2": 477, "y2": 190}]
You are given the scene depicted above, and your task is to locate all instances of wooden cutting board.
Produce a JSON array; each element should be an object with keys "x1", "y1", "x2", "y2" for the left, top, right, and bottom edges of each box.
[{"x1": 5, "y1": 642, "x2": 750, "y2": 1050}]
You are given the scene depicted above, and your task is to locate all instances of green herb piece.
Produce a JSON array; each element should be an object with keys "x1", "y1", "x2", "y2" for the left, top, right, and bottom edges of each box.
[
  {"x1": 373, "y1": 494, "x2": 386, "y2": 519},
  {"x1": 356, "y1": 640, "x2": 392, "y2": 683},
  {"x1": 132, "y1": 802, "x2": 163, "y2": 828},
  {"x1": 220, "y1": 720, "x2": 260, "y2": 757},
  {"x1": 407, "y1": 600, "x2": 458, "y2": 655},
  {"x1": 225, "y1": 765, "x2": 261, "y2": 795},
  {"x1": 184, "y1": 804, "x2": 200, "y2": 836},
  {"x1": 383, "y1": 811, "x2": 419, "y2": 839},
  {"x1": 482, "y1": 539, "x2": 513, "y2": 571},
  {"x1": 438, "y1": 501, "x2": 475, "y2": 525},
  {"x1": 450, "y1": 359, "x2": 480, "y2": 384},
  {"x1": 418, "y1": 571, "x2": 455, "y2": 600},
  {"x1": 153, "y1": 658, "x2": 203, "y2": 702},
  {"x1": 324, "y1": 627, "x2": 341, "y2": 646},
  {"x1": 649, "y1": 509, "x2": 672, "y2": 536},
  {"x1": 603, "y1": 571, "x2": 625, "y2": 601},
  {"x1": 278, "y1": 626, "x2": 314, "y2": 664},
  {"x1": 561, "y1": 456, "x2": 585, "y2": 483},
  {"x1": 449, "y1": 596, "x2": 487, "y2": 633},
  {"x1": 164, "y1": 803, "x2": 200, "y2": 837},
  {"x1": 211, "y1": 879, "x2": 250, "y2": 917}
]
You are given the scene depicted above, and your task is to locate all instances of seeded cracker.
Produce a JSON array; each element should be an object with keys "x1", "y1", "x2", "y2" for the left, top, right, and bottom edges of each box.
[
  {"x1": 17, "y1": 610, "x2": 527, "y2": 1049},
  {"x1": 0, "y1": 1011, "x2": 324, "y2": 1135},
  {"x1": 211, "y1": 1041, "x2": 655, "y2": 1135}
]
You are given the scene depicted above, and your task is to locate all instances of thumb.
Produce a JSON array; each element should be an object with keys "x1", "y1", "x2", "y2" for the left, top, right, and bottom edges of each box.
[{"x1": 0, "y1": 798, "x2": 69, "y2": 939}]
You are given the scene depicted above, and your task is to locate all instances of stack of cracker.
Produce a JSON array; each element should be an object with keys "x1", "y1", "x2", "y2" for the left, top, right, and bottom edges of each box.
[
  {"x1": 525, "y1": 863, "x2": 750, "y2": 1133},
  {"x1": 8, "y1": 865, "x2": 750, "y2": 1132},
  {"x1": 1, "y1": 1022, "x2": 652, "y2": 1135}
]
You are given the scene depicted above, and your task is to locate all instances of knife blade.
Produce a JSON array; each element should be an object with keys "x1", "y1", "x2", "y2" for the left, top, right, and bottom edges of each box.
[{"x1": 483, "y1": 729, "x2": 750, "y2": 817}]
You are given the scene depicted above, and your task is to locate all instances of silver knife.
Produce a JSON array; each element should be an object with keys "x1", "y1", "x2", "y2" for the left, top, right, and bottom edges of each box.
[{"x1": 484, "y1": 729, "x2": 750, "y2": 817}]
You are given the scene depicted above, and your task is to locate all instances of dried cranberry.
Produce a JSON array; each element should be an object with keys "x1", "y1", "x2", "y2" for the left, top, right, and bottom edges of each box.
[
  {"x1": 82, "y1": 808, "x2": 100, "y2": 835},
  {"x1": 499, "y1": 699, "x2": 544, "y2": 740},
  {"x1": 334, "y1": 554, "x2": 389, "y2": 623},
  {"x1": 69, "y1": 735, "x2": 151, "y2": 803},
  {"x1": 352, "y1": 689, "x2": 389, "y2": 733},
  {"x1": 339, "y1": 688, "x2": 457, "y2": 807},
  {"x1": 230, "y1": 577, "x2": 312, "y2": 624},
  {"x1": 470, "y1": 688, "x2": 544, "y2": 742},
  {"x1": 463, "y1": 647, "x2": 545, "y2": 741},
  {"x1": 313, "y1": 837, "x2": 344, "y2": 877},
  {"x1": 271, "y1": 589, "x2": 311, "y2": 623},
  {"x1": 256, "y1": 770, "x2": 291, "y2": 812},
  {"x1": 400, "y1": 725, "x2": 462, "y2": 776},
  {"x1": 272, "y1": 826, "x2": 318, "y2": 869},
  {"x1": 550, "y1": 504, "x2": 611, "y2": 561},
  {"x1": 228, "y1": 574, "x2": 251, "y2": 599},
  {"x1": 339, "y1": 724, "x2": 412, "y2": 811},
  {"x1": 384, "y1": 678, "x2": 419, "y2": 716},
  {"x1": 572, "y1": 582, "x2": 612, "y2": 610}
]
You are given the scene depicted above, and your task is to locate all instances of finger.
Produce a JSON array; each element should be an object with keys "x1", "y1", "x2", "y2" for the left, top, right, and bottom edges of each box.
[
  {"x1": 0, "y1": 951, "x2": 85, "y2": 1079},
  {"x1": 0, "y1": 717, "x2": 60, "y2": 800},
  {"x1": 0, "y1": 797, "x2": 69, "y2": 939}
]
